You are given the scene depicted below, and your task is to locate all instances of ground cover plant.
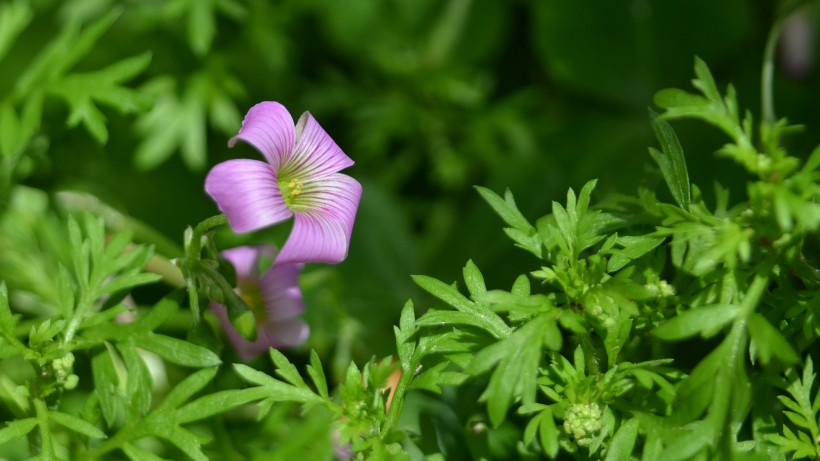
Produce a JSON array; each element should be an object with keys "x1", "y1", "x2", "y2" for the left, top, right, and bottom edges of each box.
[{"x1": 0, "y1": 0, "x2": 819, "y2": 460}]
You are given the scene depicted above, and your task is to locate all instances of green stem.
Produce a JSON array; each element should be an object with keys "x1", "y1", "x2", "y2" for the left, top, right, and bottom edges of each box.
[
  {"x1": 761, "y1": 17, "x2": 784, "y2": 127},
  {"x1": 383, "y1": 354, "x2": 419, "y2": 433},
  {"x1": 33, "y1": 398, "x2": 55, "y2": 458},
  {"x1": 761, "y1": 0, "x2": 816, "y2": 127},
  {"x1": 187, "y1": 214, "x2": 228, "y2": 258}
]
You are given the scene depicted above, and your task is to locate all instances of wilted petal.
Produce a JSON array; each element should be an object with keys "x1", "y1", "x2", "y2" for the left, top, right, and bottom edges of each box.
[
  {"x1": 228, "y1": 101, "x2": 295, "y2": 171},
  {"x1": 205, "y1": 159, "x2": 293, "y2": 233},
  {"x1": 221, "y1": 245, "x2": 277, "y2": 279},
  {"x1": 259, "y1": 262, "x2": 305, "y2": 321},
  {"x1": 283, "y1": 112, "x2": 354, "y2": 180}
]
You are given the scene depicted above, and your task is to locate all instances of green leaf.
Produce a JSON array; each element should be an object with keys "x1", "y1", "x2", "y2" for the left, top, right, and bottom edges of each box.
[
  {"x1": 413, "y1": 275, "x2": 510, "y2": 338},
  {"x1": 49, "y1": 411, "x2": 107, "y2": 439},
  {"x1": 649, "y1": 110, "x2": 691, "y2": 209},
  {"x1": 0, "y1": 0, "x2": 33, "y2": 63},
  {"x1": 0, "y1": 282, "x2": 13, "y2": 334},
  {"x1": 747, "y1": 313, "x2": 799, "y2": 365},
  {"x1": 476, "y1": 186, "x2": 543, "y2": 257},
  {"x1": 604, "y1": 418, "x2": 639, "y2": 461},
  {"x1": 233, "y1": 364, "x2": 323, "y2": 404},
  {"x1": 156, "y1": 425, "x2": 209, "y2": 461},
  {"x1": 653, "y1": 304, "x2": 741, "y2": 341},
  {"x1": 188, "y1": 0, "x2": 215, "y2": 56},
  {"x1": 606, "y1": 235, "x2": 665, "y2": 272},
  {"x1": 156, "y1": 367, "x2": 218, "y2": 412},
  {"x1": 463, "y1": 259, "x2": 487, "y2": 297},
  {"x1": 269, "y1": 348, "x2": 308, "y2": 389},
  {"x1": 307, "y1": 350, "x2": 329, "y2": 399},
  {"x1": 118, "y1": 343, "x2": 153, "y2": 418},
  {"x1": 0, "y1": 417, "x2": 37, "y2": 444},
  {"x1": 475, "y1": 186, "x2": 532, "y2": 231},
  {"x1": 123, "y1": 442, "x2": 172, "y2": 461},
  {"x1": 175, "y1": 388, "x2": 269, "y2": 424},
  {"x1": 467, "y1": 314, "x2": 559, "y2": 426},
  {"x1": 0, "y1": 102, "x2": 21, "y2": 158},
  {"x1": 92, "y1": 347, "x2": 121, "y2": 427},
  {"x1": 134, "y1": 332, "x2": 221, "y2": 367}
]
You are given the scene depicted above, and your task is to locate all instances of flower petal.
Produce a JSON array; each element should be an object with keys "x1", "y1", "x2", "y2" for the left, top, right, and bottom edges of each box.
[
  {"x1": 257, "y1": 316, "x2": 310, "y2": 349},
  {"x1": 306, "y1": 173, "x2": 362, "y2": 242},
  {"x1": 283, "y1": 112, "x2": 354, "y2": 181},
  {"x1": 228, "y1": 101, "x2": 295, "y2": 171},
  {"x1": 221, "y1": 245, "x2": 277, "y2": 279},
  {"x1": 205, "y1": 159, "x2": 293, "y2": 233},
  {"x1": 260, "y1": 261, "x2": 306, "y2": 321},
  {"x1": 277, "y1": 175, "x2": 362, "y2": 265}
]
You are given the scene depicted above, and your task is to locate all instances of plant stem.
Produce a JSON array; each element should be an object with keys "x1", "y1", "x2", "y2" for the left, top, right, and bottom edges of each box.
[
  {"x1": 761, "y1": 0, "x2": 816, "y2": 127},
  {"x1": 383, "y1": 353, "x2": 419, "y2": 433},
  {"x1": 186, "y1": 214, "x2": 228, "y2": 261}
]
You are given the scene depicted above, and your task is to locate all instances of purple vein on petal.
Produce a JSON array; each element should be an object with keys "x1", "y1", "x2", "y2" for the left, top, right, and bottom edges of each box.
[
  {"x1": 205, "y1": 159, "x2": 293, "y2": 233},
  {"x1": 284, "y1": 112, "x2": 354, "y2": 180},
  {"x1": 228, "y1": 102, "x2": 295, "y2": 172},
  {"x1": 277, "y1": 212, "x2": 349, "y2": 265}
]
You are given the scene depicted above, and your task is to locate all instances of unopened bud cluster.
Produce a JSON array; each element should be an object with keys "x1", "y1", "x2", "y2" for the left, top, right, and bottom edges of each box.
[
  {"x1": 52, "y1": 352, "x2": 79, "y2": 390},
  {"x1": 564, "y1": 402, "x2": 603, "y2": 446}
]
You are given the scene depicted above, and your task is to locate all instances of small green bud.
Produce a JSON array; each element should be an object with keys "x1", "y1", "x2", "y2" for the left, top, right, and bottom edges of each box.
[
  {"x1": 64, "y1": 374, "x2": 79, "y2": 390},
  {"x1": 232, "y1": 310, "x2": 257, "y2": 341}
]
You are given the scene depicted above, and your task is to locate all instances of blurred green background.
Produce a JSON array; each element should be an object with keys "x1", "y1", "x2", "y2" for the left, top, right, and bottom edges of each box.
[{"x1": 5, "y1": 0, "x2": 820, "y2": 361}]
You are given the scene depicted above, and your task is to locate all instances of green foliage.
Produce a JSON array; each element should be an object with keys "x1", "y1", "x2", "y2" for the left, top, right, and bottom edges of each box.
[{"x1": 0, "y1": 2, "x2": 818, "y2": 460}]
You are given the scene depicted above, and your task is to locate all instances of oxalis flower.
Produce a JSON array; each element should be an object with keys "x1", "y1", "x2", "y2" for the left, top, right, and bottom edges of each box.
[
  {"x1": 210, "y1": 245, "x2": 308, "y2": 360},
  {"x1": 205, "y1": 101, "x2": 362, "y2": 264}
]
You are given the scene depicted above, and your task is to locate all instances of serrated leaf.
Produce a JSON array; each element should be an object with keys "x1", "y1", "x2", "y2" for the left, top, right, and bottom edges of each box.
[
  {"x1": 607, "y1": 235, "x2": 665, "y2": 272},
  {"x1": 269, "y1": 348, "x2": 308, "y2": 388},
  {"x1": 175, "y1": 388, "x2": 269, "y2": 424},
  {"x1": 49, "y1": 411, "x2": 106, "y2": 439},
  {"x1": 653, "y1": 304, "x2": 741, "y2": 341},
  {"x1": 604, "y1": 418, "x2": 639, "y2": 461},
  {"x1": 475, "y1": 186, "x2": 532, "y2": 232},
  {"x1": 649, "y1": 110, "x2": 691, "y2": 210},
  {"x1": 156, "y1": 367, "x2": 218, "y2": 412},
  {"x1": 467, "y1": 314, "x2": 558, "y2": 426},
  {"x1": 307, "y1": 350, "x2": 329, "y2": 399},
  {"x1": 412, "y1": 275, "x2": 510, "y2": 338},
  {"x1": 747, "y1": 313, "x2": 799, "y2": 365},
  {"x1": 233, "y1": 364, "x2": 323, "y2": 404},
  {"x1": 409, "y1": 362, "x2": 467, "y2": 393},
  {"x1": 0, "y1": 417, "x2": 37, "y2": 444},
  {"x1": 134, "y1": 332, "x2": 221, "y2": 367}
]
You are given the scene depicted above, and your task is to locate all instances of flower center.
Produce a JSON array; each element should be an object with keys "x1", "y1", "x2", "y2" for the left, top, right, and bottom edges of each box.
[
  {"x1": 279, "y1": 178, "x2": 304, "y2": 205},
  {"x1": 237, "y1": 279, "x2": 267, "y2": 321}
]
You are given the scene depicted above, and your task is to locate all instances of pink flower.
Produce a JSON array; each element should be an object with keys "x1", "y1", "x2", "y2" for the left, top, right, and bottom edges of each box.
[
  {"x1": 210, "y1": 245, "x2": 308, "y2": 360},
  {"x1": 205, "y1": 102, "x2": 362, "y2": 264}
]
